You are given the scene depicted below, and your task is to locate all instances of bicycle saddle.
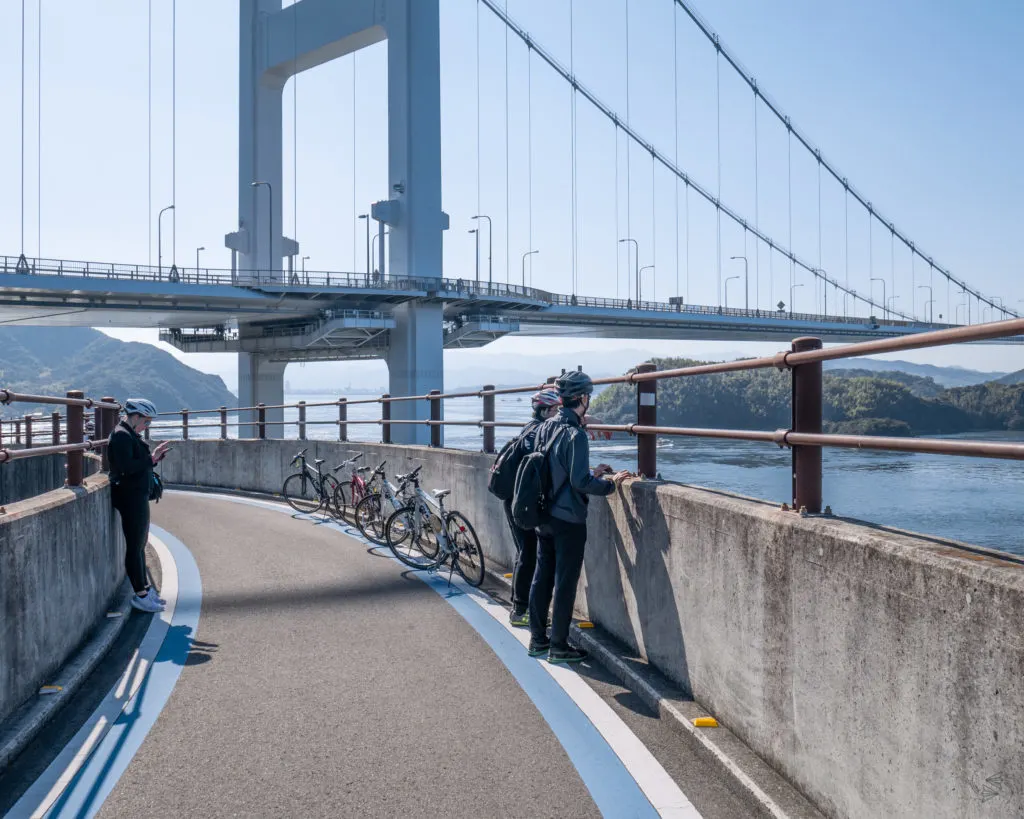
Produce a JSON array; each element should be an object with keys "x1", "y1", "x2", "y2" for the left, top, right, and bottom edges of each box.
[
  {"x1": 432, "y1": 489, "x2": 451, "y2": 499},
  {"x1": 314, "y1": 458, "x2": 325, "y2": 466},
  {"x1": 356, "y1": 466, "x2": 371, "y2": 473}
]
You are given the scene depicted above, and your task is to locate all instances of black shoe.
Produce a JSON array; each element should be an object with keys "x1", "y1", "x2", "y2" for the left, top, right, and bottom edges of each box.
[
  {"x1": 547, "y1": 645, "x2": 588, "y2": 665},
  {"x1": 527, "y1": 637, "x2": 551, "y2": 657},
  {"x1": 509, "y1": 608, "x2": 530, "y2": 628}
]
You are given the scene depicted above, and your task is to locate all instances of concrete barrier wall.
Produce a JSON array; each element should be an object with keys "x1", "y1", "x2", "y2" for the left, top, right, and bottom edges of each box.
[
  {"x1": 160, "y1": 438, "x2": 1024, "y2": 819},
  {"x1": 0, "y1": 474, "x2": 124, "y2": 725},
  {"x1": 0, "y1": 454, "x2": 67, "y2": 506}
]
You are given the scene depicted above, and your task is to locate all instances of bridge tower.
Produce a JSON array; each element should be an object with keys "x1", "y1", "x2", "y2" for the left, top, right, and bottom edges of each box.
[{"x1": 230, "y1": 0, "x2": 444, "y2": 443}]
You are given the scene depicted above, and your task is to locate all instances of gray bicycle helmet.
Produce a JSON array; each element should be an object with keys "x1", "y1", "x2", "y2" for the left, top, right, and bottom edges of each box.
[
  {"x1": 123, "y1": 397, "x2": 158, "y2": 418},
  {"x1": 555, "y1": 370, "x2": 594, "y2": 399}
]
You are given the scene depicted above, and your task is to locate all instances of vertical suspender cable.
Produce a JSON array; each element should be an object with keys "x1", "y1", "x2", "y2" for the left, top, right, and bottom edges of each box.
[
  {"x1": 715, "y1": 46, "x2": 725, "y2": 302},
  {"x1": 817, "y1": 157, "x2": 822, "y2": 311},
  {"x1": 844, "y1": 184, "x2": 849, "y2": 313},
  {"x1": 527, "y1": 44, "x2": 533, "y2": 286},
  {"x1": 651, "y1": 152, "x2": 656, "y2": 301},
  {"x1": 570, "y1": 0, "x2": 577, "y2": 295},
  {"x1": 787, "y1": 125, "x2": 792, "y2": 303},
  {"x1": 753, "y1": 88, "x2": 759, "y2": 308},
  {"x1": 673, "y1": 1, "x2": 679, "y2": 299},
  {"x1": 868, "y1": 208, "x2": 874, "y2": 311},
  {"x1": 685, "y1": 183, "x2": 690, "y2": 302},
  {"x1": 476, "y1": 0, "x2": 481, "y2": 224},
  {"x1": 352, "y1": 54, "x2": 357, "y2": 272},
  {"x1": 37, "y1": 0, "x2": 42, "y2": 256},
  {"x1": 172, "y1": 0, "x2": 177, "y2": 264},
  {"x1": 890, "y1": 225, "x2": 895, "y2": 317},
  {"x1": 20, "y1": 0, "x2": 26, "y2": 254},
  {"x1": 910, "y1": 246, "x2": 915, "y2": 318},
  {"x1": 293, "y1": 6, "x2": 298, "y2": 252},
  {"x1": 615, "y1": 125, "x2": 620, "y2": 299},
  {"x1": 148, "y1": 0, "x2": 152, "y2": 266},
  {"x1": 504, "y1": 2, "x2": 510, "y2": 283},
  {"x1": 625, "y1": 0, "x2": 631, "y2": 298}
]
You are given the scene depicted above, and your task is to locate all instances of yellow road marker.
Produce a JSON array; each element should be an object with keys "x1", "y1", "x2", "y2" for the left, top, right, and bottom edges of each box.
[
  {"x1": 578, "y1": 621, "x2": 595, "y2": 629},
  {"x1": 39, "y1": 685, "x2": 63, "y2": 695},
  {"x1": 693, "y1": 717, "x2": 718, "y2": 728},
  {"x1": 503, "y1": 572, "x2": 513, "y2": 578}
]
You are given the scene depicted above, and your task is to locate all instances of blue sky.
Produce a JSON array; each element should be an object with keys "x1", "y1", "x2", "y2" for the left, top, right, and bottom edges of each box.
[{"x1": 0, "y1": 0, "x2": 1021, "y2": 388}]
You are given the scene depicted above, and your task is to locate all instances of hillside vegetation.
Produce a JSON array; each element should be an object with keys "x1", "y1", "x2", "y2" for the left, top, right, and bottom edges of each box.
[{"x1": 591, "y1": 357, "x2": 1024, "y2": 436}]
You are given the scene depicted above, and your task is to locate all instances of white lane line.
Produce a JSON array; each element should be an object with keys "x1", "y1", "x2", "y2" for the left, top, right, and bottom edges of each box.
[
  {"x1": 189, "y1": 491, "x2": 702, "y2": 818},
  {"x1": 9, "y1": 536, "x2": 178, "y2": 819}
]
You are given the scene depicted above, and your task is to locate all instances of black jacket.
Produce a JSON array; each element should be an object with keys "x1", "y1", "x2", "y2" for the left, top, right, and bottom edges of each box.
[
  {"x1": 108, "y1": 419, "x2": 153, "y2": 499},
  {"x1": 532, "y1": 407, "x2": 614, "y2": 524}
]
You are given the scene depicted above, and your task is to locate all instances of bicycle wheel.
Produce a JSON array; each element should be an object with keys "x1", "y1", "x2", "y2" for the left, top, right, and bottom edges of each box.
[
  {"x1": 447, "y1": 511, "x2": 485, "y2": 587},
  {"x1": 322, "y1": 474, "x2": 343, "y2": 517},
  {"x1": 334, "y1": 481, "x2": 353, "y2": 518},
  {"x1": 355, "y1": 493, "x2": 385, "y2": 544},
  {"x1": 385, "y1": 505, "x2": 443, "y2": 570},
  {"x1": 283, "y1": 473, "x2": 322, "y2": 514}
]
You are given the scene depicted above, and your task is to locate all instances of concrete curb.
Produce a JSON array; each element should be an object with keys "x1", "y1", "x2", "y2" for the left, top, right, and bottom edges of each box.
[
  {"x1": 167, "y1": 485, "x2": 823, "y2": 818},
  {"x1": 0, "y1": 580, "x2": 134, "y2": 773}
]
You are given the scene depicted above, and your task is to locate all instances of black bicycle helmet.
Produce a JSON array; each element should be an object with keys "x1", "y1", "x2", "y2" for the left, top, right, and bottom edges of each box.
[{"x1": 555, "y1": 370, "x2": 594, "y2": 399}]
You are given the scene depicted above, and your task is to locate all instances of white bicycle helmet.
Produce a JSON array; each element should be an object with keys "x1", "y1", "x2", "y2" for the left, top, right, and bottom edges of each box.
[{"x1": 123, "y1": 397, "x2": 158, "y2": 418}]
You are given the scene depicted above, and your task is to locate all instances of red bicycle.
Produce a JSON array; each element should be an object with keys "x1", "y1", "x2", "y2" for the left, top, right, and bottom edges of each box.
[{"x1": 333, "y1": 453, "x2": 372, "y2": 517}]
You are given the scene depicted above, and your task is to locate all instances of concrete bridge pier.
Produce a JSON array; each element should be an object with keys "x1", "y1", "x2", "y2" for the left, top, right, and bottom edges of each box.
[
  {"x1": 238, "y1": 353, "x2": 287, "y2": 438},
  {"x1": 386, "y1": 304, "x2": 443, "y2": 446}
]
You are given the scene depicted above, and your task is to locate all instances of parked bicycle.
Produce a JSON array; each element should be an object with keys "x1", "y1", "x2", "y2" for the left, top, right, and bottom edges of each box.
[
  {"x1": 332, "y1": 453, "x2": 373, "y2": 518},
  {"x1": 282, "y1": 449, "x2": 347, "y2": 516},
  {"x1": 354, "y1": 462, "x2": 417, "y2": 545},
  {"x1": 383, "y1": 470, "x2": 485, "y2": 586}
]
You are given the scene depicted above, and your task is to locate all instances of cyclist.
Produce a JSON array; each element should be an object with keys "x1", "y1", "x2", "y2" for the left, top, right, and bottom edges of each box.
[
  {"x1": 108, "y1": 398, "x2": 171, "y2": 613},
  {"x1": 528, "y1": 371, "x2": 629, "y2": 663},
  {"x1": 503, "y1": 388, "x2": 562, "y2": 627}
]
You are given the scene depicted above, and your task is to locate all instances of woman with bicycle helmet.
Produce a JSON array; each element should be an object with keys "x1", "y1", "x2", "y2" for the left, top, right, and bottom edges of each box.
[
  {"x1": 499, "y1": 388, "x2": 561, "y2": 627},
  {"x1": 108, "y1": 398, "x2": 171, "y2": 613}
]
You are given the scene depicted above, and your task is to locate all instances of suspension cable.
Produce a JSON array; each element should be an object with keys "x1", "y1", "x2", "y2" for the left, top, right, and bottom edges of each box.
[
  {"x1": 673, "y1": 1, "x2": 679, "y2": 298},
  {"x1": 20, "y1": 0, "x2": 26, "y2": 254},
  {"x1": 787, "y1": 124, "x2": 793, "y2": 304},
  {"x1": 869, "y1": 207, "x2": 874, "y2": 310},
  {"x1": 37, "y1": 0, "x2": 41, "y2": 256},
  {"x1": 476, "y1": 0, "x2": 481, "y2": 225},
  {"x1": 293, "y1": 6, "x2": 298, "y2": 250},
  {"x1": 624, "y1": 0, "x2": 631, "y2": 291},
  {"x1": 148, "y1": 0, "x2": 152, "y2": 266},
  {"x1": 478, "y1": 0, "x2": 905, "y2": 319},
  {"x1": 910, "y1": 243, "x2": 915, "y2": 318},
  {"x1": 817, "y1": 154, "x2": 822, "y2": 311},
  {"x1": 570, "y1": 0, "x2": 577, "y2": 295},
  {"x1": 172, "y1": 0, "x2": 176, "y2": 264},
  {"x1": 527, "y1": 42, "x2": 533, "y2": 286},
  {"x1": 685, "y1": 182, "x2": 689, "y2": 301},
  {"x1": 352, "y1": 53, "x2": 356, "y2": 272},
  {"x1": 504, "y1": 1, "x2": 510, "y2": 283},
  {"x1": 890, "y1": 224, "x2": 895, "y2": 319},
  {"x1": 715, "y1": 39, "x2": 721, "y2": 306},
  {"x1": 844, "y1": 182, "x2": 849, "y2": 312},
  {"x1": 753, "y1": 84, "x2": 759, "y2": 308},
  {"x1": 615, "y1": 124, "x2": 620, "y2": 299},
  {"x1": 651, "y1": 151, "x2": 656, "y2": 301},
  {"x1": 670, "y1": 0, "x2": 1012, "y2": 318}
]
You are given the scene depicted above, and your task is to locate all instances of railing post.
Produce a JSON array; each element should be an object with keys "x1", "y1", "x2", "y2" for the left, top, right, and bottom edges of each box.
[
  {"x1": 381, "y1": 394, "x2": 391, "y2": 444},
  {"x1": 182, "y1": 409, "x2": 190, "y2": 441},
  {"x1": 23, "y1": 414, "x2": 32, "y2": 449},
  {"x1": 298, "y1": 401, "x2": 307, "y2": 440},
  {"x1": 635, "y1": 362, "x2": 657, "y2": 478},
  {"x1": 791, "y1": 336, "x2": 823, "y2": 514},
  {"x1": 220, "y1": 406, "x2": 228, "y2": 440},
  {"x1": 66, "y1": 390, "x2": 84, "y2": 487},
  {"x1": 101, "y1": 397, "x2": 116, "y2": 471},
  {"x1": 482, "y1": 384, "x2": 495, "y2": 454},
  {"x1": 14, "y1": 420, "x2": 21, "y2": 445},
  {"x1": 429, "y1": 390, "x2": 441, "y2": 448},
  {"x1": 257, "y1": 403, "x2": 267, "y2": 440},
  {"x1": 338, "y1": 398, "x2": 348, "y2": 442},
  {"x1": 51, "y1": 411, "x2": 61, "y2": 446}
]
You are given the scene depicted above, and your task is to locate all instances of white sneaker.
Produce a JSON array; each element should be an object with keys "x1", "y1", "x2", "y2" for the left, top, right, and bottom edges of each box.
[{"x1": 130, "y1": 593, "x2": 165, "y2": 613}]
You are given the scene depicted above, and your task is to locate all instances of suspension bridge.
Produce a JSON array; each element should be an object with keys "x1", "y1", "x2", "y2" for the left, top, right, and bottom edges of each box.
[{"x1": 2, "y1": 0, "x2": 1019, "y2": 444}]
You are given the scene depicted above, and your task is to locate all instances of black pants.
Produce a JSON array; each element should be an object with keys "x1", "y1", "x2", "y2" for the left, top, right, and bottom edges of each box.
[
  {"x1": 529, "y1": 517, "x2": 587, "y2": 650},
  {"x1": 114, "y1": 494, "x2": 150, "y2": 594},
  {"x1": 503, "y1": 499, "x2": 538, "y2": 611}
]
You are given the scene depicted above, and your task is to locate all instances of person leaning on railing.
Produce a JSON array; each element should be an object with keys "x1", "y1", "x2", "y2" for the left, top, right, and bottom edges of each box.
[{"x1": 107, "y1": 398, "x2": 171, "y2": 613}]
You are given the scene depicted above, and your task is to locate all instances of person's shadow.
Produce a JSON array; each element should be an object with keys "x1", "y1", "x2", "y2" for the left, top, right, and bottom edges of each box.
[{"x1": 582, "y1": 481, "x2": 693, "y2": 696}]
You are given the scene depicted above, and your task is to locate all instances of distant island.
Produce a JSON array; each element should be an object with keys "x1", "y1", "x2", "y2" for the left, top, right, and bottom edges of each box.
[
  {"x1": 591, "y1": 357, "x2": 1024, "y2": 436},
  {"x1": 0, "y1": 326, "x2": 236, "y2": 417}
]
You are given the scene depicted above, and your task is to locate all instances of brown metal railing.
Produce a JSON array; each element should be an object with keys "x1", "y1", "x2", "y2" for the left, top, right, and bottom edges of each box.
[
  {"x1": 154, "y1": 316, "x2": 1024, "y2": 514},
  {"x1": 0, "y1": 391, "x2": 120, "y2": 486}
]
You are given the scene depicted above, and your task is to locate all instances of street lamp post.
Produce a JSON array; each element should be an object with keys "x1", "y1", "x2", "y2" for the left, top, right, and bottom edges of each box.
[
  {"x1": 302, "y1": 255, "x2": 309, "y2": 274},
  {"x1": 638, "y1": 265, "x2": 655, "y2": 303},
  {"x1": 250, "y1": 181, "x2": 273, "y2": 273},
  {"x1": 521, "y1": 250, "x2": 539, "y2": 288},
  {"x1": 469, "y1": 228, "x2": 480, "y2": 283},
  {"x1": 618, "y1": 238, "x2": 639, "y2": 302},
  {"x1": 725, "y1": 275, "x2": 740, "y2": 310},
  {"x1": 471, "y1": 215, "x2": 492, "y2": 284},
  {"x1": 918, "y1": 285, "x2": 933, "y2": 323},
  {"x1": 887, "y1": 295, "x2": 899, "y2": 316},
  {"x1": 195, "y1": 246, "x2": 205, "y2": 276},
  {"x1": 729, "y1": 255, "x2": 749, "y2": 311},
  {"x1": 870, "y1": 277, "x2": 887, "y2": 318},
  {"x1": 790, "y1": 282, "x2": 804, "y2": 315},
  {"x1": 157, "y1": 204, "x2": 175, "y2": 275},
  {"x1": 358, "y1": 214, "x2": 370, "y2": 281}
]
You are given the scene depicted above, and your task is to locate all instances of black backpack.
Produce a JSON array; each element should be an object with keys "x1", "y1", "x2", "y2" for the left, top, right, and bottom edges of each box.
[
  {"x1": 511, "y1": 428, "x2": 566, "y2": 530},
  {"x1": 487, "y1": 432, "x2": 530, "y2": 500}
]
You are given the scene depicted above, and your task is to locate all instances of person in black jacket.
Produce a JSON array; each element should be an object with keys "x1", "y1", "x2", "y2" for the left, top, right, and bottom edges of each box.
[
  {"x1": 528, "y1": 371, "x2": 630, "y2": 664},
  {"x1": 108, "y1": 398, "x2": 171, "y2": 613},
  {"x1": 504, "y1": 388, "x2": 562, "y2": 628}
]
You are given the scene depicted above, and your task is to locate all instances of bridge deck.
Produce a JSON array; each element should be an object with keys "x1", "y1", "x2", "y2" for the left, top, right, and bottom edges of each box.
[{"x1": 0, "y1": 492, "x2": 768, "y2": 818}]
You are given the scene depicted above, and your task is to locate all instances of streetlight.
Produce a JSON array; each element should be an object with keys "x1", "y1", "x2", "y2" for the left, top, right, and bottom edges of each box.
[
  {"x1": 724, "y1": 275, "x2": 740, "y2": 310},
  {"x1": 887, "y1": 295, "x2": 899, "y2": 316},
  {"x1": 157, "y1": 204, "x2": 175, "y2": 274},
  {"x1": 250, "y1": 181, "x2": 273, "y2": 271},
  {"x1": 302, "y1": 255, "x2": 309, "y2": 274},
  {"x1": 521, "y1": 250, "x2": 539, "y2": 288},
  {"x1": 195, "y1": 246, "x2": 205, "y2": 275},
  {"x1": 471, "y1": 215, "x2": 492, "y2": 284},
  {"x1": 639, "y1": 265, "x2": 655, "y2": 303},
  {"x1": 870, "y1": 277, "x2": 887, "y2": 318},
  {"x1": 618, "y1": 238, "x2": 639, "y2": 302},
  {"x1": 371, "y1": 231, "x2": 389, "y2": 279},
  {"x1": 469, "y1": 228, "x2": 480, "y2": 283},
  {"x1": 790, "y1": 282, "x2": 804, "y2": 314},
  {"x1": 357, "y1": 214, "x2": 370, "y2": 280},
  {"x1": 729, "y1": 255, "x2": 749, "y2": 311},
  {"x1": 918, "y1": 285, "x2": 933, "y2": 323}
]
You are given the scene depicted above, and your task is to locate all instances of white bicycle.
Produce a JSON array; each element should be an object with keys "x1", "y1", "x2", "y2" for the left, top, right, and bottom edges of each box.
[
  {"x1": 353, "y1": 461, "x2": 416, "y2": 545},
  {"x1": 383, "y1": 468, "x2": 485, "y2": 586}
]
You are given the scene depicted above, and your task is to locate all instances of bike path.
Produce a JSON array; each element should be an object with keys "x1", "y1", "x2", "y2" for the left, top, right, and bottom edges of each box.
[{"x1": 2, "y1": 492, "x2": 768, "y2": 818}]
